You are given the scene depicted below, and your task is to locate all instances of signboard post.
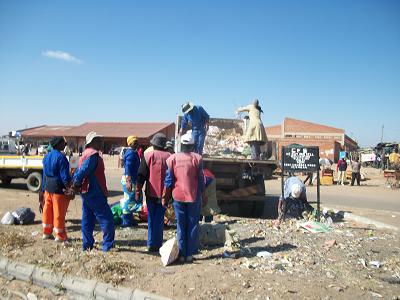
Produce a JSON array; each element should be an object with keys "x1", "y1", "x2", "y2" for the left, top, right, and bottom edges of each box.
[{"x1": 281, "y1": 146, "x2": 321, "y2": 221}]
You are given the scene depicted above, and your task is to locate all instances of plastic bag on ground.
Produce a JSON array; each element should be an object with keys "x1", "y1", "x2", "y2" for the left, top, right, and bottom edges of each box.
[
  {"x1": 159, "y1": 237, "x2": 179, "y2": 266},
  {"x1": 1, "y1": 212, "x2": 16, "y2": 225},
  {"x1": 12, "y1": 207, "x2": 35, "y2": 225}
]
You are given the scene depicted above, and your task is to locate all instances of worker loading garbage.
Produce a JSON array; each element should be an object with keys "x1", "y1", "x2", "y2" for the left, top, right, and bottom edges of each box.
[
  {"x1": 179, "y1": 101, "x2": 210, "y2": 155},
  {"x1": 236, "y1": 99, "x2": 268, "y2": 160}
]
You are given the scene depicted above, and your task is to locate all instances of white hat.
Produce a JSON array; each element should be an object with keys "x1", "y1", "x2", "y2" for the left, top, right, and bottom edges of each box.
[
  {"x1": 85, "y1": 131, "x2": 103, "y2": 146},
  {"x1": 291, "y1": 183, "x2": 302, "y2": 199},
  {"x1": 181, "y1": 133, "x2": 194, "y2": 145},
  {"x1": 181, "y1": 102, "x2": 195, "y2": 114}
]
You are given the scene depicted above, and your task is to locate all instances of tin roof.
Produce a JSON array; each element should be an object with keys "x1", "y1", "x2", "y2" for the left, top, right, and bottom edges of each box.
[
  {"x1": 265, "y1": 118, "x2": 344, "y2": 135},
  {"x1": 62, "y1": 122, "x2": 174, "y2": 138},
  {"x1": 21, "y1": 125, "x2": 75, "y2": 137}
]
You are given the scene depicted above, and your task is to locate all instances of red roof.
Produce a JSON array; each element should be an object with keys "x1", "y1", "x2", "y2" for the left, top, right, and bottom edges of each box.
[
  {"x1": 62, "y1": 122, "x2": 174, "y2": 138},
  {"x1": 284, "y1": 118, "x2": 344, "y2": 134},
  {"x1": 21, "y1": 125, "x2": 75, "y2": 137},
  {"x1": 265, "y1": 124, "x2": 282, "y2": 136}
]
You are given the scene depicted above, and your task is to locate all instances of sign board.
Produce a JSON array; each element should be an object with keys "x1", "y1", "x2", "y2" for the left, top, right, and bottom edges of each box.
[
  {"x1": 281, "y1": 145, "x2": 321, "y2": 221},
  {"x1": 282, "y1": 146, "x2": 320, "y2": 172}
]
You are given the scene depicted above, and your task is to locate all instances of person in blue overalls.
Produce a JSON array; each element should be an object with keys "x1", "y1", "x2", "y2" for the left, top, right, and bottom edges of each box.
[
  {"x1": 120, "y1": 135, "x2": 141, "y2": 227},
  {"x1": 179, "y1": 102, "x2": 210, "y2": 155},
  {"x1": 73, "y1": 132, "x2": 115, "y2": 252}
]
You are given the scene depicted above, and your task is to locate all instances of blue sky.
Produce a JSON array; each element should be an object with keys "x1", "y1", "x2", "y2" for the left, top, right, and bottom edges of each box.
[{"x1": 0, "y1": 0, "x2": 399, "y2": 147}]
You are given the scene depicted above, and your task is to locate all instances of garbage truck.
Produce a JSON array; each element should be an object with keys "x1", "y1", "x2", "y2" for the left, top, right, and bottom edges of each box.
[{"x1": 175, "y1": 116, "x2": 278, "y2": 217}]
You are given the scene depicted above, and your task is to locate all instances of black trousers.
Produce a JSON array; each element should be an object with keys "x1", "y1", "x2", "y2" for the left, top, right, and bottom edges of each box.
[{"x1": 351, "y1": 172, "x2": 361, "y2": 186}]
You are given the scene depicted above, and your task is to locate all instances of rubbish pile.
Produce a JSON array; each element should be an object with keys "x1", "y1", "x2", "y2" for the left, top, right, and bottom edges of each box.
[
  {"x1": 203, "y1": 125, "x2": 250, "y2": 159},
  {"x1": 1, "y1": 207, "x2": 35, "y2": 225}
]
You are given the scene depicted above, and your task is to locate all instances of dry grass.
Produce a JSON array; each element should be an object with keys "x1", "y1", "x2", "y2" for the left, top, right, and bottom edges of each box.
[
  {"x1": 0, "y1": 231, "x2": 33, "y2": 250},
  {"x1": 91, "y1": 256, "x2": 137, "y2": 285}
]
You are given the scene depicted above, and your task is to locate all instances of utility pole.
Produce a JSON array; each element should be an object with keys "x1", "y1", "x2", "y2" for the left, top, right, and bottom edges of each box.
[{"x1": 381, "y1": 125, "x2": 384, "y2": 143}]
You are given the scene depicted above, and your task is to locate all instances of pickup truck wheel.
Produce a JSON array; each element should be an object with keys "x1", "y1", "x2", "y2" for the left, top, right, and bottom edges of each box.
[
  {"x1": 1, "y1": 177, "x2": 12, "y2": 186},
  {"x1": 239, "y1": 201, "x2": 256, "y2": 217},
  {"x1": 27, "y1": 172, "x2": 42, "y2": 192}
]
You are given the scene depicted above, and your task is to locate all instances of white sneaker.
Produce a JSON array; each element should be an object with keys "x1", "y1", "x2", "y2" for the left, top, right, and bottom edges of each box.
[{"x1": 42, "y1": 234, "x2": 53, "y2": 240}]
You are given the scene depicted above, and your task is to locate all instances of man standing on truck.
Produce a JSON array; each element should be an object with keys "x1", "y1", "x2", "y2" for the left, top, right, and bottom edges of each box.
[
  {"x1": 236, "y1": 99, "x2": 267, "y2": 160},
  {"x1": 276, "y1": 176, "x2": 314, "y2": 225},
  {"x1": 179, "y1": 101, "x2": 210, "y2": 155},
  {"x1": 73, "y1": 132, "x2": 115, "y2": 252},
  {"x1": 40, "y1": 136, "x2": 73, "y2": 242}
]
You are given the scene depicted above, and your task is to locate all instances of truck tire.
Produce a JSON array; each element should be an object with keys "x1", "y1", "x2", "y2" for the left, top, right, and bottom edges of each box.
[
  {"x1": 27, "y1": 172, "x2": 42, "y2": 192},
  {"x1": 1, "y1": 177, "x2": 12, "y2": 186},
  {"x1": 238, "y1": 201, "x2": 256, "y2": 217}
]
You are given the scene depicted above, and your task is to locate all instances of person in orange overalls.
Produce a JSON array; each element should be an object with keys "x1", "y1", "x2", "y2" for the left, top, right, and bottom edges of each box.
[{"x1": 39, "y1": 136, "x2": 73, "y2": 242}]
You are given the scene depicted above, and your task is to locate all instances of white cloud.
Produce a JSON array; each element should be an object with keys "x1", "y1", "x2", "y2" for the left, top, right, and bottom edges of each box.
[{"x1": 42, "y1": 50, "x2": 83, "y2": 64}]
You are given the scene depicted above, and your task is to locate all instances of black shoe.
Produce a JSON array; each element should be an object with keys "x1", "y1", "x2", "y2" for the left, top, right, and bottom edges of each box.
[{"x1": 147, "y1": 246, "x2": 160, "y2": 252}]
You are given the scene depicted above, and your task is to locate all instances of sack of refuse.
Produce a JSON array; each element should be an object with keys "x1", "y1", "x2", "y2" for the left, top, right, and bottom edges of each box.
[
  {"x1": 159, "y1": 237, "x2": 179, "y2": 266},
  {"x1": 1, "y1": 212, "x2": 16, "y2": 225},
  {"x1": 12, "y1": 207, "x2": 35, "y2": 225}
]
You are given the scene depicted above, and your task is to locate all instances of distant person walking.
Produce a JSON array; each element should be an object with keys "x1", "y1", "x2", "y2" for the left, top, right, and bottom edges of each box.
[
  {"x1": 78, "y1": 145, "x2": 83, "y2": 157},
  {"x1": 336, "y1": 158, "x2": 347, "y2": 185},
  {"x1": 236, "y1": 99, "x2": 267, "y2": 160},
  {"x1": 179, "y1": 101, "x2": 210, "y2": 155},
  {"x1": 350, "y1": 158, "x2": 362, "y2": 186}
]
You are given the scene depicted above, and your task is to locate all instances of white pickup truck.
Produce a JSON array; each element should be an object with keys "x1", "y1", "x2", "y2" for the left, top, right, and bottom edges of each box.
[{"x1": 0, "y1": 155, "x2": 79, "y2": 192}]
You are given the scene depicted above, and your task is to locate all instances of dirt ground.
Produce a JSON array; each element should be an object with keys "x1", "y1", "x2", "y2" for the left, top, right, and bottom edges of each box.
[{"x1": 0, "y1": 156, "x2": 400, "y2": 299}]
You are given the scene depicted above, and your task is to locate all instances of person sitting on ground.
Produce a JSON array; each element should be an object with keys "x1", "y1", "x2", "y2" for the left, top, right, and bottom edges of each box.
[{"x1": 276, "y1": 176, "x2": 314, "y2": 225}]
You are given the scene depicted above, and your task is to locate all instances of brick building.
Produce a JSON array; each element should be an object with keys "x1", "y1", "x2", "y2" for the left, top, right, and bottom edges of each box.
[
  {"x1": 265, "y1": 117, "x2": 358, "y2": 162},
  {"x1": 20, "y1": 122, "x2": 175, "y2": 153}
]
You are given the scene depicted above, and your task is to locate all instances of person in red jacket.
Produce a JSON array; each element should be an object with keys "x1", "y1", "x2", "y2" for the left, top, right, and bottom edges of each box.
[
  {"x1": 336, "y1": 157, "x2": 348, "y2": 185},
  {"x1": 162, "y1": 133, "x2": 205, "y2": 263},
  {"x1": 136, "y1": 133, "x2": 171, "y2": 252}
]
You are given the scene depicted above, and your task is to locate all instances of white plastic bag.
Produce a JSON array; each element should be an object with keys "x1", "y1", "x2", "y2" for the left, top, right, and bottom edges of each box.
[
  {"x1": 159, "y1": 237, "x2": 179, "y2": 266},
  {"x1": 1, "y1": 212, "x2": 15, "y2": 225}
]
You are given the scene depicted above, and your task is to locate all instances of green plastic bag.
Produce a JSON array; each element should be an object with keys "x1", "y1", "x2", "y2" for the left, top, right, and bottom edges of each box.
[{"x1": 111, "y1": 203, "x2": 123, "y2": 225}]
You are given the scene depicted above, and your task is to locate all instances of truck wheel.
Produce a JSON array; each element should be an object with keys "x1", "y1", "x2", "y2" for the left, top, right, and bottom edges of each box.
[
  {"x1": 27, "y1": 172, "x2": 42, "y2": 192},
  {"x1": 239, "y1": 201, "x2": 256, "y2": 217},
  {"x1": 1, "y1": 177, "x2": 12, "y2": 186}
]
